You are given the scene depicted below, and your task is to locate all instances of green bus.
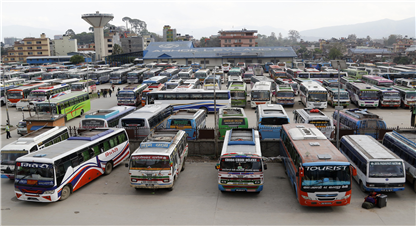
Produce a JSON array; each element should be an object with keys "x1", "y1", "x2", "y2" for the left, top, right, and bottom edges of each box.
[
  {"x1": 218, "y1": 107, "x2": 248, "y2": 140},
  {"x1": 341, "y1": 68, "x2": 368, "y2": 79},
  {"x1": 35, "y1": 92, "x2": 91, "y2": 121},
  {"x1": 228, "y1": 81, "x2": 247, "y2": 107}
]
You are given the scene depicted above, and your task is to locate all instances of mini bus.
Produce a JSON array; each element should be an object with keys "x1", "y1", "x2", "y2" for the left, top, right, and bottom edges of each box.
[
  {"x1": 340, "y1": 135, "x2": 406, "y2": 192},
  {"x1": 195, "y1": 69, "x2": 211, "y2": 83},
  {"x1": 256, "y1": 104, "x2": 289, "y2": 140},
  {"x1": 392, "y1": 85, "x2": 416, "y2": 108},
  {"x1": 216, "y1": 129, "x2": 266, "y2": 193},
  {"x1": 71, "y1": 79, "x2": 97, "y2": 94},
  {"x1": 165, "y1": 78, "x2": 184, "y2": 90},
  {"x1": 228, "y1": 81, "x2": 247, "y2": 108},
  {"x1": 1, "y1": 126, "x2": 69, "y2": 179},
  {"x1": 14, "y1": 128, "x2": 130, "y2": 202},
  {"x1": 117, "y1": 84, "x2": 148, "y2": 107},
  {"x1": 118, "y1": 104, "x2": 174, "y2": 138},
  {"x1": 383, "y1": 131, "x2": 416, "y2": 192},
  {"x1": 177, "y1": 68, "x2": 193, "y2": 80},
  {"x1": 166, "y1": 109, "x2": 207, "y2": 140},
  {"x1": 127, "y1": 68, "x2": 148, "y2": 84},
  {"x1": 126, "y1": 129, "x2": 188, "y2": 191},
  {"x1": 374, "y1": 86, "x2": 401, "y2": 108},
  {"x1": 281, "y1": 124, "x2": 355, "y2": 206},
  {"x1": 332, "y1": 108, "x2": 387, "y2": 139},
  {"x1": 299, "y1": 80, "x2": 328, "y2": 109},
  {"x1": 204, "y1": 75, "x2": 221, "y2": 90},
  {"x1": 275, "y1": 85, "x2": 295, "y2": 106},
  {"x1": 218, "y1": 107, "x2": 249, "y2": 140},
  {"x1": 327, "y1": 88, "x2": 350, "y2": 107},
  {"x1": 80, "y1": 106, "x2": 136, "y2": 129},
  {"x1": 293, "y1": 108, "x2": 334, "y2": 139},
  {"x1": 250, "y1": 81, "x2": 272, "y2": 108},
  {"x1": 222, "y1": 62, "x2": 231, "y2": 73}
]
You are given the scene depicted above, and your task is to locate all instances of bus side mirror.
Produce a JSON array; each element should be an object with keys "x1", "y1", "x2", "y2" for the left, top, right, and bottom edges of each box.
[
  {"x1": 297, "y1": 167, "x2": 304, "y2": 177},
  {"x1": 351, "y1": 166, "x2": 357, "y2": 176},
  {"x1": 215, "y1": 163, "x2": 220, "y2": 170},
  {"x1": 125, "y1": 163, "x2": 128, "y2": 168}
]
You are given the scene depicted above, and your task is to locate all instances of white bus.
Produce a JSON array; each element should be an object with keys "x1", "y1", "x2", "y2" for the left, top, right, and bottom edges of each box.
[
  {"x1": 215, "y1": 128, "x2": 266, "y2": 193},
  {"x1": 14, "y1": 128, "x2": 130, "y2": 202},
  {"x1": 299, "y1": 80, "x2": 328, "y2": 109},
  {"x1": 148, "y1": 89, "x2": 231, "y2": 113},
  {"x1": 126, "y1": 129, "x2": 188, "y2": 191},
  {"x1": 117, "y1": 84, "x2": 148, "y2": 107},
  {"x1": 293, "y1": 108, "x2": 334, "y2": 139},
  {"x1": 118, "y1": 104, "x2": 175, "y2": 138},
  {"x1": 1, "y1": 126, "x2": 69, "y2": 180},
  {"x1": 79, "y1": 106, "x2": 136, "y2": 129},
  {"x1": 250, "y1": 81, "x2": 272, "y2": 108},
  {"x1": 340, "y1": 135, "x2": 406, "y2": 192},
  {"x1": 165, "y1": 78, "x2": 184, "y2": 90},
  {"x1": 70, "y1": 79, "x2": 97, "y2": 94}
]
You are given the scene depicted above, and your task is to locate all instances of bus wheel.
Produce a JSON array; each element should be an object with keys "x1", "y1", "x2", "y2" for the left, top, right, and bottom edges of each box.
[
  {"x1": 80, "y1": 110, "x2": 84, "y2": 117},
  {"x1": 181, "y1": 160, "x2": 185, "y2": 171},
  {"x1": 104, "y1": 162, "x2": 113, "y2": 175},
  {"x1": 60, "y1": 185, "x2": 71, "y2": 201},
  {"x1": 359, "y1": 181, "x2": 366, "y2": 193}
]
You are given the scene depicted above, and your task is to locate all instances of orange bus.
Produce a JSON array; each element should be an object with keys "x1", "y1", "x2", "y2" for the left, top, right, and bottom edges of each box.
[
  {"x1": 7, "y1": 82, "x2": 48, "y2": 107},
  {"x1": 281, "y1": 123, "x2": 356, "y2": 207}
]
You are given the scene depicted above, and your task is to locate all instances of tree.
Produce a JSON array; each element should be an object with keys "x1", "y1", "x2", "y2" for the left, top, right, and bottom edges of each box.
[
  {"x1": 65, "y1": 29, "x2": 76, "y2": 37},
  {"x1": 112, "y1": 44, "x2": 123, "y2": 55},
  {"x1": 314, "y1": 48, "x2": 323, "y2": 54},
  {"x1": 288, "y1": 30, "x2": 300, "y2": 43},
  {"x1": 393, "y1": 56, "x2": 410, "y2": 64},
  {"x1": 278, "y1": 33, "x2": 283, "y2": 42},
  {"x1": 328, "y1": 47, "x2": 343, "y2": 60},
  {"x1": 70, "y1": 55, "x2": 85, "y2": 64},
  {"x1": 122, "y1": 17, "x2": 131, "y2": 32},
  {"x1": 385, "y1": 34, "x2": 399, "y2": 45},
  {"x1": 130, "y1": 19, "x2": 147, "y2": 35},
  {"x1": 347, "y1": 34, "x2": 357, "y2": 40}
]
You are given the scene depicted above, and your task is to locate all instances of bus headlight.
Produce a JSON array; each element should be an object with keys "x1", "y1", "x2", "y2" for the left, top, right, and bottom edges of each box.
[
  {"x1": 254, "y1": 180, "x2": 261, "y2": 184},
  {"x1": 366, "y1": 183, "x2": 375, "y2": 187},
  {"x1": 221, "y1": 180, "x2": 227, "y2": 184},
  {"x1": 43, "y1": 190, "x2": 55, "y2": 194},
  {"x1": 341, "y1": 194, "x2": 351, "y2": 199},
  {"x1": 301, "y1": 195, "x2": 312, "y2": 200}
]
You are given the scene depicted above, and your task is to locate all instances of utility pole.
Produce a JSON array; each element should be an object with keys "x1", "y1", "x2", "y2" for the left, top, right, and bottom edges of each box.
[
  {"x1": 214, "y1": 75, "x2": 219, "y2": 158},
  {"x1": 331, "y1": 60, "x2": 347, "y2": 149},
  {"x1": 2, "y1": 70, "x2": 10, "y2": 126}
]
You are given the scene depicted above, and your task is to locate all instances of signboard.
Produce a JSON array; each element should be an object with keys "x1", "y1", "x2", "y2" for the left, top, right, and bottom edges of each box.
[{"x1": 222, "y1": 118, "x2": 246, "y2": 126}]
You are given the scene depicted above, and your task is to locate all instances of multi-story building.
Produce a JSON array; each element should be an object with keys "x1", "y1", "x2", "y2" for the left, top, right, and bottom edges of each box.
[
  {"x1": 121, "y1": 36, "x2": 143, "y2": 53},
  {"x1": 176, "y1": 34, "x2": 193, "y2": 42},
  {"x1": 3, "y1": 33, "x2": 50, "y2": 63},
  {"x1": 218, "y1": 29, "x2": 258, "y2": 47},
  {"x1": 142, "y1": 34, "x2": 154, "y2": 50},
  {"x1": 104, "y1": 30, "x2": 122, "y2": 55},
  {"x1": 52, "y1": 35, "x2": 78, "y2": 56},
  {"x1": 393, "y1": 38, "x2": 414, "y2": 53},
  {"x1": 163, "y1": 25, "x2": 176, "y2": 42}
]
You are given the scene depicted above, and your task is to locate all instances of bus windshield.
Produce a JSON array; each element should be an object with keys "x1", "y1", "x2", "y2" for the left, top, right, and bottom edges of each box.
[
  {"x1": 231, "y1": 91, "x2": 246, "y2": 99},
  {"x1": 382, "y1": 92, "x2": 400, "y2": 99},
  {"x1": 118, "y1": 93, "x2": 135, "y2": 98},
  {"x1": 277, "y1": 92, "x2": 294, "y2": 97},
  {"x1": 360, "y1": 91, "x2": 378, "y2": 99},
  {"x1": 30, "y1": 92, "x2": 46, "y2": 97},
  {"x1": 130, "y1": 155, "x2": 170, "y2": 169},
  {"x1": 8, "y1": 91, "x2": 23, "y2": 99},
  {"x1": 15, "y1": 162, "x2": 55, "y2": 188},
  {"x1": 170, "y1": 119, "x2": 192, "y2": 127},
  {"x1": 405, "y1": 93, "x2": 416, "y2": 99},
  {"x1": 1, "y1": 151, "x2": 28, "y2": 165},
  {"x1": 220, "y1": 158, "x2": 262, "y2": 172},
  {"x1": 369, "y1": 161, "x2": 404, "y2": 178},
  {"x1": 261, "y1": 117, "x2": 288, "y2": 126},
  {"x1": 251, "y1": 91, "x2": 270, "y2": 101},
  {"x1": 302, "y1": 165, "x2": 351, "y2": 189},
  {"x1": 333, "y1": 93, "x2": 349, "y2": 100},
  {"x1": 307, "y1": 92, "x2": 327, "y2": 102},
  {"x1": 43, "y1": 74, "x2": 53, "y2": 80},
  {"x1": 36, "y1": 103, "x2": 57, "y2": 114}
]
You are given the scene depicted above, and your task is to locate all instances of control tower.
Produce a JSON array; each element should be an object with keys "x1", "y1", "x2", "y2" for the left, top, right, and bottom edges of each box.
[{"x1": 82, "y1": 11, "x2": 114, "y2": 61}]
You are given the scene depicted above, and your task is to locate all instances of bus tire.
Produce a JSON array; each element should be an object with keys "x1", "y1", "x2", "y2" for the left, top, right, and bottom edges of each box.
[
  {"x1": 80, "y1": 109, "x2": 84, "y2": 117},
  {"x1": 60, "y1": 185, "x2": 71, "y2": 201},
  {"x1": 181, "y1": 160, "x2": 185, "y2": 171},
  {"x1": 104, "y1": 162, "x2": 113, "y2": 175},
  {"x1": 359, "y1": 181, "x2": 366, "y2": 193},
  {"x1": 168, "y1": 177, "x2": 175, "y2": 191}
]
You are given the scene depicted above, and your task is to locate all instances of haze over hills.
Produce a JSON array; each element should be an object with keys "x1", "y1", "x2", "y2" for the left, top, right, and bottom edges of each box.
[{"x1": 2, "y1": 25, "x2": 64, "y2": 41}]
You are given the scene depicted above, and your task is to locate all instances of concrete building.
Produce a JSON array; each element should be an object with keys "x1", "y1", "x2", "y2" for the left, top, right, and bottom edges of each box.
[
  {"x1": 4, "y1": 37, "x2": 21, "y2": 46},
  {"x1": 393, "y1": 38, "x2": 414, "y2": 53},
  {"x1": 53, "y1": 35, "x2": 78, "y2": 56},
  {"x1": 142, "y1": 34, "x2": 154, "y2": 50},
  {"x1": 3, "y1": 33, "x2": 50, "y2": 63},
  {"x1": 143, "y1": 41, "x2": 297, "y2": 68},
  {"x1": 218, "y1": 29, "x2": 258, "y2": 48},
  {"x1": 163, "y1": 25, "x2": 176, "y2": 42},
  {"x1": 121, "y1": 36, "x2": 143, "y2": 53},
  {"x1": 104, "y1": 30, "x2": 121, "y2": 55},
  {"x1": 176, "y1": 34, "x2": 193, "y2": 42}
]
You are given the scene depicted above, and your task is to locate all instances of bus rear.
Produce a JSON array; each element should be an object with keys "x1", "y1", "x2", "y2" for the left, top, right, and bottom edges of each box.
[{"x1": 257, "y1": 104, "x2": 289, "y2": 140}]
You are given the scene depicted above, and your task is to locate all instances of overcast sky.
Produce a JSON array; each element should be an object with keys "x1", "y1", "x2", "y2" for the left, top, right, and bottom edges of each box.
[{"x1": 1, "y1": 0, "x2": 415, "y2": 39}]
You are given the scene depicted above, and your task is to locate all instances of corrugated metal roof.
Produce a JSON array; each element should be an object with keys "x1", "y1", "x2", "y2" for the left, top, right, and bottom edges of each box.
[
  {"x1": 350, "y1": 48, "x2": 391, "y2": 54},
  {"x1": 144, "y1": 41, "x2": 296, "y2": 59}
]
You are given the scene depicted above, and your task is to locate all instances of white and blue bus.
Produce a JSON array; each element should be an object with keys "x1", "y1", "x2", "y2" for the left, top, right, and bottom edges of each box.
[
  {"x1": 166, "y1": 109, "x2": 207, "y2": 140},
  {"x1": 14, "y1": 128, "x2": 130, "y2": 202},
  {"x1": 79, "y1": 106, "x2": 136, "y2": 129},
  {"x1": 127, "y1": 68, "x2": 148, "y2": 84},
  {"x1": 340, "y1": 135, "x2": 406, "y2": 192},
  {"x1": 256, "y1": 104, "x2": 289, "y2": 140},
  {"x1": 110, "y1": 69, "x2": 129, "y2": 84},
  {"x1": 148, "y1": 89, "x2": 231, "y2": 113},
  {"x1": 117, "y1": 84, "x2": 148, "y2": 107},
  {"x1": 89, "y1": 70, "x2": 111, "y2": 84}
]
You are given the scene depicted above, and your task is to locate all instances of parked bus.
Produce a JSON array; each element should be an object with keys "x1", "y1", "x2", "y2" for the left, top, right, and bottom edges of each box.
[
  {"x1": 299, "y1": 80, "x2": 328, "y2": 109},
  {"x1": 256, "y1": 104, "x2": 289, "y2": 140},
  {"x1": 228, "y1": 68, "x2": 244, "y2": 77},
  {"x1": 340, "y1": 135, "x2": 405, "y2": 192},
  {"x1": 374, "y1": 86, "x2": 401, "y2": 108},
  {"x1": 71, "y1": 79, "x2": 96, "y2": 93},
  {"x1": 346, "y1": 82, "x2": 379, "y2": 107},
  {"x1": 148, "y1": 89, "x2": 231, "y2": 113},
  {"x1": 143, "y1": 68, "x2": 162, "y2": 80},
  {"x1": 286, "y1": 68, "x2": 303, "y2": 79},
  {"x1": 166, "y1": 109, "x2": 207, "y2": 140},
  {"x1": 19, "y1": 71, "x2": 44, "y2": 80},
  {"x1": 110, "y1": 69, "x2": 129, "y2": 84},
  {"x1": 218, "y1": 108, "x2": 249, "y2": 140},
  {"x1": 269, "y1": 65, "x2": 287, "y2": 80},
  {"x1": 327, "y1": 88, "x2": 350, "y2": 107},
  {"x1": 28, "y1": 84, "x2": 71, "y2": 102},
  {"x1": 362, "y1": 75, "x2": 393, "y2": 87},
  {"x1": 382, "y1": 131, "x2": 416, "y2": 192},
  {"x1": 392, "y1": 85, "x2": 416, "y2": 108},
  {"x1": 379, "y1": 72, "x2": 416, "y2": 81},
  {"x1": 194, "y1": 69, "x2": 211, "y2": 83},
  {"x1": 250, "y1": 81, "x2": 272, "y2": 108},
  {"x1": 342, "y1": 68, "x2": 368, "y2": 79},
  {"x1": 332, "y1": 109, "x2": 387, "y2": 138},
  {"x1": 322, "y1": 79, "x2": 339, "y2": 88},
  {"x1": 89, "y1": 70, "x2": 111, "y2": 84},
  {"x1": 35, "y1": 92, "x2": 91, "y2": 121},
  {"x1": 165, "y1": 78, "x2": 183, "y2": 90},
  {"x1": 68, "y1": 71, "x2": 88, "y2": 80},
  {"x1": 14, "y1": 128, "x2": 130, "y2": 202},
  {"x1": 127, "y1": 68, "x2": 148, "y2": 84},
  {"x1": 216, "y1": 128, "x2": 266, "y2": 193},
  {"x1": 276, "y1": 78, "x2": 299, "y2": 96},
  {"x1": 117, "y1": 84, "x2": 148, "y2": 107},
  {"x1": 0, "y1": 78, "x2": 25, "y2": 87},
  {"x1": 160, "y1": 68, "x2": 180, "y2": 79},
  {"x1": 222, "y1": 62, "x2": 231, "y2": 73},
  {"x1": 394, "y1": 78, "x2": 416, "y2": 88},
  {"x1": 6, "y1": 83, "x2": 48, "y2": 107},
  {"x1": 242, "y1": 70, "x2": 254, "y2": 84},
  {"x1": 275, "y1": 85, "x2": 295, "y2": 106},
  {"x1": 119, "y1": 104, "x2": 174, "y2": 138},
  {"x1": 204, "y1": 75, "x2": 221, "y2": 90},
  {"x1": 80, "y1": 106, "x2": 136, "y2": 129},
  {"x1": 281, "y1": 123, "x2": 354, "y2": 206},
  {"x1": 190, "y1": 62, "x2": 200, "y2": 73},
  {"x1": 1, "y1": 126, "x2": 70, "y2": 180},
  {"x1": 229, "y1": 81, "x2": 247, "y2": 108},
  {"x1": 293, "y1": 108, "x2": 334, "y2": 139},
  {"x1": 127, "y1": 129, "x2": 187, "y2": 190},
  {"x1": 177, "y1": 68, "x2": 193, "y2": 80},
  {"x1": 263, "y1": 62, "x2": 274, "y2": 73},
  {"x1": 213, "y1": 67, "x2": 226, "y2": 84}
]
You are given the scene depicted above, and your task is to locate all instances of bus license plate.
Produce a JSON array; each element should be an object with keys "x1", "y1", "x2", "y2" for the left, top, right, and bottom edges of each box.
[
  {"x1": 321, "y1": 202, "x2": 332, "y2": 205},
  {"x1": 145, "y1": 181, "x2": 156, "y2": 184},
  {"x1": 235, "y1": 189, "x2": 246, "y2": 192}
]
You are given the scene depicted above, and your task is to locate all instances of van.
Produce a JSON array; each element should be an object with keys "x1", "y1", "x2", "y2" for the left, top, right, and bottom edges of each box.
[{"x1": 16, "y1": 120, "x2": 27, "y2": 136}]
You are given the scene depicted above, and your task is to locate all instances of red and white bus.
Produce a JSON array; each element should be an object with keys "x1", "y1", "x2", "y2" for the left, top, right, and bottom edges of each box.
[
  {"x1": 281, "y1": 123, "x2": 356, "y2": 207},
  {"x1": 71, "y1": 79, "x2": 97, "y2": 94},
  {"x1": 7, "y1": 82, "x2": 48, "y2": 106}
]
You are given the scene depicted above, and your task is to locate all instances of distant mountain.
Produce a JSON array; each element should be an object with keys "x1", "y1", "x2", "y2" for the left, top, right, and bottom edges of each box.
[
  {"x1": 299, "y1": 17, "x2": 415, "y2": 41},
  {"x1": 2, "y1": 25, "x2": 64, "y2": 41}
]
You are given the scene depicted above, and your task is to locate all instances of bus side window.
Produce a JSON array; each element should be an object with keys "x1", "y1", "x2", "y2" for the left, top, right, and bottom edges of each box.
[
  {"x1": 92, "y1": 145, "x2": 100, "y2": 156},
  {"x1": 30, "y1": 146, "x2": 38, "y2": 153},
  {"x1": 81, "y1": 149, "x2": 90, "y2": 162},
  {"x1": 109, "y1": 138, "x2": 115, "y2": 148},
  {"x1": 103, "y1": 141, "x2": 110, "y2": 151}
]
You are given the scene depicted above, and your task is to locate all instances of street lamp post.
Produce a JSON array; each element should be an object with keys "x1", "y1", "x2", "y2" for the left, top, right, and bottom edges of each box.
[
  {"x1": 213, "y1": 75, "x2": 219, "y2": 158},
  {"x1": 2, "y1": 70, "x2": 10, "y2": 125},
  {"x1": 331, "y1": 60, "x2": 347, "y2": 149}
]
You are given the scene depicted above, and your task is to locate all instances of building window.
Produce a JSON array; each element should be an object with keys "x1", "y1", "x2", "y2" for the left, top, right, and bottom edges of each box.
[
  {"x1": 19, "y1": 58, "x2": 24, "y2": 60},
  {"x1": 26, "y1": 41, "x2": 32, "y2": 44},
  {"x1": 37, "y1": 52, "x2": 42, "y2": 54},
  {"x1": 108, "y1": 44, "x2": 112, "y2": 48},
  {"x1": 188, "y1": 61, "x2": 192, "y2": 65},
  {"x1": 108, "y1": 50, "x2": 112, "y2": 53},
  {"x1": 235, "y1": 39, "x2": 238, "y2": 43},
  {"x1": 249, "y1": 39, "x2": 252, "y2": 43},
  {"x1": 18, "y1": 53, "x2": 23, "y2": 55},
  {"x1": 10, "y1": 58, "x2": 15, "y2": 60},
  {"x1": 27, "y1": 47, "x2": 32, "y2": 50},
  {"x1": 200, "y1": 60, "x2": 209, "y2": 64},
  {"x1": 107, "y1": 39, "x2": 112, "y2": 42},
  {"x1": 37, "y1": 47, "x2": 42, "y2": 49},
  {"x1": 18, "y1": 47, "x2": 23, "y2": 50},
  {"x1": 9, "y1": 53, "x2": 14, "y2": 55},
  {"x1": 257, "y1": 60, "x2": 262, "y2": 63},
  {"x1": 249, "y1": 45, "x2": 252, "y2": 47},
  {"x1": 36, "y1": 41, "x2": 41, "y2": 44},
  {"x1": 28, "y1": 52, "x2": 33, "y2": 55}
]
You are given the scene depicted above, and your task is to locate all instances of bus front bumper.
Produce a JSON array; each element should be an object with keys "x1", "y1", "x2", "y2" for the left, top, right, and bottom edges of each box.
[
  {"x1": 218, "y1": 184, "x2": 263, "y2": 192},
  {"x1": 130, "y1": 182, "x2": 173, "y2": 189},
  {"x1": 300, "y1": 199, "x2": 350, "y2": 206}
]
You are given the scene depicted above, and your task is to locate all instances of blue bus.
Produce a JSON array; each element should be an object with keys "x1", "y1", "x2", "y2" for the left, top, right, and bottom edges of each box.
[
  {"x1": 263, "y1": 62, "x2": 274, "y2": 73},
  {"x1": 256, "y1": 104, "x2": 289, "y2": 140},
  {"x1": 79, "y1": 106, "x2": 136, "y2": 129},
  {"x1": 166, "y1": 109, "x2": 207, "y2": 140},
  {"x1": 191, "y1": 62, "x2": 200, "y2": 73}
]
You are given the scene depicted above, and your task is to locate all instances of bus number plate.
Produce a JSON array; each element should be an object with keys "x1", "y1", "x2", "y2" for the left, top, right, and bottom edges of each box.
[
  {"x1": 321, "y1": 202, "x2": 332, "y2": 205},
  {"x1": 235, "y1": 189, "x2": 246, "y2": 192}
]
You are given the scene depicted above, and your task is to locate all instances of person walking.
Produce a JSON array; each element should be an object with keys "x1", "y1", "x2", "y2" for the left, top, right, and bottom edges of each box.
[
  {"x1": 104, "y1": 89, "x2": 107, "y2": 98},
  {"x1": 109, "y1": 89, "x2": 112, "y2": 97},
  {"x1": 112, "y1": 84, "x2": 115, "y2": 92},
  {"x1": 5, "y1": 124, "x2": 11, "y2": 139},
  {"x1": 97, "y1": 90, "x2": 101, "y2": 98}
]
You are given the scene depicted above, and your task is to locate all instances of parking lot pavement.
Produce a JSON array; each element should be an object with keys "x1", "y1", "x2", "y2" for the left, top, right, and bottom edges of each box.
[{"x1": 2, "y1": 162, "x2": 415, "y2": 225}]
